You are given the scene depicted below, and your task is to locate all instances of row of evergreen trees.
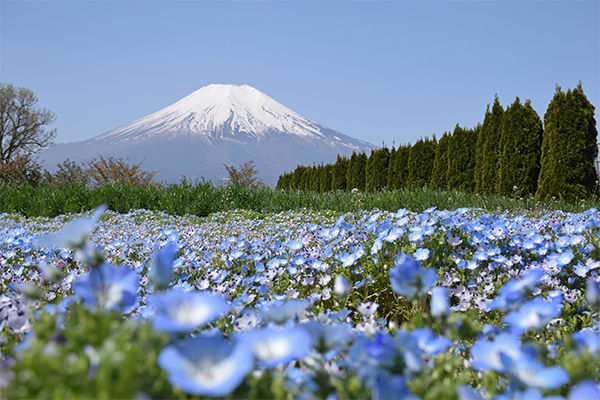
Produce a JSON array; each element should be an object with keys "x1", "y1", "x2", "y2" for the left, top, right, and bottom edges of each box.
[{"x1": 276, "y1": 84, "x2": 597, "y2": 201}]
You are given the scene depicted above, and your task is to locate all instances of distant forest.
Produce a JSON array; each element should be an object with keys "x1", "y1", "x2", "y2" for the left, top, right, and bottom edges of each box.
[{"x1": 277, "y1": 84, "x2": 598, "y2": 202}]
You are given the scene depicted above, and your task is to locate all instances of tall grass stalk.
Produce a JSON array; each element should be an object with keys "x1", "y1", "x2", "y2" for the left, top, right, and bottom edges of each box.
[{"x1": 0, "y1": 182, "x2": 596, "y2": 218}]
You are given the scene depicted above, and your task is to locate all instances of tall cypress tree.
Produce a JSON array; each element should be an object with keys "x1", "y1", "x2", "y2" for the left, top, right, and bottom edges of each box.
[
  {"x1": 299, "y1": 167, "x2": 311, "y2": 191},
  {"x1": 310, "y1": 164, "x2": 320, "y2": 192},
  {"x1": 347, "y1": 151, "x2": 367, "y2": 190},
  {"x1": 276, "y1": 172, "x2": 291, "y2": 190},
  {"x1": 476, "y1": 96, "x2": 504, "y2": 195},
  {"x1": 290, "y1": 166, "x2": 306, "y2": 190},
  {"x1": 319, "y1": 163, "x2": 333, "y2": 193},
  {"x1": 430, "y1": 131, "x2": 451, "y2": 190},
  {"x1": 536, "y1": 84, "x2": 598, "y2": 201},
  {"x1": 331, "y1": 155, "x2": 348, "y2": 191},
  {"x1": 366, "y1": 147, "x2": 390, "y2": 192},
  {"x1": 496, "y1": 97, "x2": 543, "y2": 197},
  {"x1": 407, "y1": 137, "x2": 437, "y2": 189},
  {"x1": 446, "y1": 125, "x2": 478, "y2": 193},
  {"x1": 386, "y1": 146, "x2": 397, "y2": 189},
  {"x1": 394, "y1": 144, "x2": 411, "y2": 189}
]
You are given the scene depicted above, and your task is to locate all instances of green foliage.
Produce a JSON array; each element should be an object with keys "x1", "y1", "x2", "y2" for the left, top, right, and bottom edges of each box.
[
  {"x1": 446, "y1": 125, "x2": 477, "y2": 193},
  {"x1": 0, "y1": 82, "x2": 56, "y2": 163},
  {"x1": 2, "y1": 178, "x2": 598, "y2": 218},
  {"x1": 43, "y1": 158, "x2": 88, "y2": 187},
  {"x1": 319, "y1": 163, "x2": 333, "y2": 193},
  {"x1": 392, "y1": 144, "x2": 411, "y2": 190},
  {"x1": 223, "y1": 160, "x2": 266, "y2": 190},
  {"x1": 386, "y1": 146, "x2": 397, "y2": 189},
  {"x1": 407, "y1": 137, "x2": 437, "y2": 189},
  {"x1": 6, "y1": 303, "x2": 174, "y2": 399},
  {"x1": 365, "y1": 147, "x2": 390, "y2": 192},
  {"x1": 476, "y1": 95, "x2": 504, "y2": 195},
  {"x1": 497, "y1": 97, "x2": 543, "y2": 197},
  {"x1": 536, "y1": 83, "x2": 598, "y2": 201},
  {"x1": 0, "y1": 153, "x2": 44, "y2": 187},
  {"x1": 429, "y1": 132, "x2": 450, "y2": 190},
  {"x1": 331, "y1": 155, "x2": 348, "y2": 191},
  {"x1": 85, "y1": 155, "x2": 159, "y2": 189},
  {"x1": 346, "y1": 151, "x2": 367, "y2": 191}
]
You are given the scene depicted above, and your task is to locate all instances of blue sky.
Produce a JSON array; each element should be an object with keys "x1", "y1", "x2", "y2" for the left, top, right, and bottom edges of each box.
[{"x1": 1, "y1": 1, "x2": 598, "y2": 147}]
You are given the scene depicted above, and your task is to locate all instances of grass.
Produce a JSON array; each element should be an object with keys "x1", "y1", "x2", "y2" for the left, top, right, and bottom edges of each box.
[{"x1": 0, "y1": 180, "x2": 597, "y2": 218}]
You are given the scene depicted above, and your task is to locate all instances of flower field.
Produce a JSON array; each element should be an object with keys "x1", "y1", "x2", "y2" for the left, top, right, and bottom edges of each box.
[{"x1": 0, "y1": 204, "x2": 599, "y2": 399}]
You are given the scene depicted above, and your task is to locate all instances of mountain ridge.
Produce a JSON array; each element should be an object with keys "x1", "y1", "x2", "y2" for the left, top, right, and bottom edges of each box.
[{"x1": 40, "y1": 84, "x2": 377, "y2": 185}]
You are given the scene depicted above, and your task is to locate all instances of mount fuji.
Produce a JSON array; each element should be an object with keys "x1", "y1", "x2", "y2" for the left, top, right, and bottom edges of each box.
[{"x1": 40, "y1": 84, "x2": 376, "y2": 186}]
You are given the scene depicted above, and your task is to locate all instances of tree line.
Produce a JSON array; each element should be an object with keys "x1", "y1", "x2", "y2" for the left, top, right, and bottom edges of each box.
[{"x1": 277, "y1": 83, "x2": 598, "y2": 202}]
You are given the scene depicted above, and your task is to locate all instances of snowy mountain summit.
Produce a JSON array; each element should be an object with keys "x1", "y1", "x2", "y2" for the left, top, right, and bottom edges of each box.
[{"x1": 41, "y1": 84, "x2": 376, "y2": 185}]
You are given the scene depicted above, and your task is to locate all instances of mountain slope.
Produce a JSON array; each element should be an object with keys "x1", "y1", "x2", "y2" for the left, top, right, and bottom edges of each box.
[{"x1": 41, "y1": 84, "x2": 376, "y2": 185}]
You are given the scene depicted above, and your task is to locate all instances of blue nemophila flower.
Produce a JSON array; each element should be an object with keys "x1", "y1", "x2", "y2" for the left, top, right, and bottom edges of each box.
[
  {"x1": 572, "y1": 329, "x2": 600, "y2": 356},
  {"x1": 260, "y1": 299, "x2": 309, "y2": 324},
  {"x1": 456, "y1": 385, "x2": 485, "y2": 400},
  {"x1": 431, "y1": 286, "x2": 450, "y2": 318},
  {"x1": 157, "y1": 334, "x2": 253, "y2": 397},
  {"x1": 73, "y1": 262, "x2": 139, "y2": 314},
  {"x1": 500, "y1": 352, "x2": 569, "y2": 390},
  {"x1": 149, "y1": 290, "x2": 228, "y2": 332},
  {"x1": 586, "y1": 277, "x2": 600, "y2": 310},
  {"x1": 337, "y1": 251, "x2": 357, "y2": 268},
  {"x1": 389, "y1": 253, "x2": 437, "y2": 300},
  {"x1": 413, "y1": 248, "x2": 430, "y2": 261},
  {"x1": 383, "y1": 226, "x2": 404, "y2": 242},
  {"x1": 357, "y1": 301, "x2": 378, "y2": 318},
  {"x1": 567, "y1": 380, "x2": 600, "y2": 400},
  {"x1": 239, "y1": 326, "x2": 312, "y2": 368},
  {"x1": 35, "y1": 204, "x2": 108, "y2": 250},
  {"x1": 470, "y1": 332, "x2": 523, "y2": 373},
  {"x1": 334, "y1": 275, "x2": 351, "y2": 300},
  {"x1": 486, "y1": 268, "x2": 545, "y2": 312},
  {"x1": 149, "y1": 243, "x2": 176, "y2": 291},
  {"x1": 409, "y1": 328, "x2": 452, "y2": 355},
  {"x1": 373, "y1": 375, "x2": 419, "y2": 400},
  {"x1": 300, "y1": 322, "x2": 354, "y2": 352},
  {"x1": 371, "y1": 238, "x2": 383, "y2": 255},
  {"x1": 503, "y1": 295, "x2": 563, "y2": 334}
]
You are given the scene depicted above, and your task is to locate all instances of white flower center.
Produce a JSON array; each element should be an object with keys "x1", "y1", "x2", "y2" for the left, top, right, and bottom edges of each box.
[
  {"x1": 170, "y1": 301, "x2": 211, "y2": 324},
  {"x1": 253, "y1": 336, "x2": 291, "y2": 361}
]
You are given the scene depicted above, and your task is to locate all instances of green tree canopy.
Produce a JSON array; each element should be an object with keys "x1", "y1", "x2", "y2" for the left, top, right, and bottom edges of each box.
[
  {"x1": 446, "y1": 125, "x2": 477, "y2": 193},
  {"x1": 407, "y1": 137, "x2": 437, "y2": 189},
  {"x1": 0, "y1": 82, "x2": 56, "y2": 163},
  {"x1": 536, "y1": 84, "x2": 598, "y2": 201},
  {"x1": 346, "y1": 151, "x2": 367, "y2": 191},
  {"x1": 475, "y1": 95, "x2": 504, "y2": 195},
  {"x1": 496, "y1": 97, "x2": 543, "y2": 197},
  {"x1": 430, "y1": 131, "x2": 451, "y2": 190}
]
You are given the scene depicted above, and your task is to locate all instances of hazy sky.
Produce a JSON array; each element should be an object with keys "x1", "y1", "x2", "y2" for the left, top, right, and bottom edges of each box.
[{"x1": 1, "y1": 1, "x2": 598, "y2": 147}]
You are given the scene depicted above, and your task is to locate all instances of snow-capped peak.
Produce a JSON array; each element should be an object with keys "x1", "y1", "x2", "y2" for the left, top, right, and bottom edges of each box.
[{"x1": 94, "y1": 84, "x2": 326, "y2": 143}]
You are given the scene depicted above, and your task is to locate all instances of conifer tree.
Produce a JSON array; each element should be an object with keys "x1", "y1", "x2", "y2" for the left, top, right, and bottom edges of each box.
[
  {"x1": 276, "y1": 172, "x2": 290, "y2": 190},
  {"x1": 290, "y1": 166, "x2": 306, "y2": 190},
  {"x1": 386, "y1": 146, "x2": 397, "y2": 189},
  {"x1": 475, "y1": 95, "x2": 504, "y2": 195},
  {"x1": 536, "y1": 84, "x2": 598, "y2": 201},
  {"x1": 346, "y1": 151, "x2": 367, "y2": 191},
  {"x1": 393, "y1": 144, "x2": 411, "y2": 189},
  {"x1": 407, "y1": 137, "x2": 437, "y2": 189},
  {"x1": 430, "y1": 131, "x2": 451, "y2": 190},
  {"x1": 310, "y1": 164, "x2": 321, "y2": 192},
  {"x1": 299, "y1": 167, "x2": 311, "y2": 191},
  {"x1": 366, "y1": 147, "x2": 390, "y2": 192},
  {"x1": 319, "y1": 163, "x2": 333, "y2": 193},
  {"x1": 497, "y1": 97, "x2": 543, "y2": 197},
  {"x1": 446, "y1": 125, "x2": 477, "y2": 192},
  {"x1": 331, "y1": 155, "x2": 348, "y2": 191}
]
